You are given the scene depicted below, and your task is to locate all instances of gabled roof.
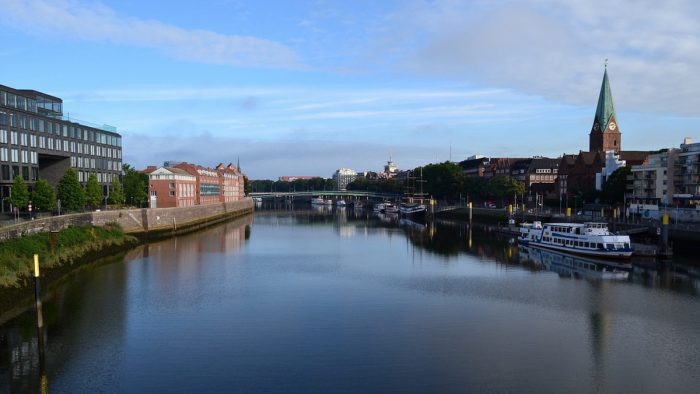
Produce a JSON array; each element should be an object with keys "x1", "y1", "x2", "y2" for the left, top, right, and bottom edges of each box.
[
  {"x1": 594, "y1": 68, "x2": 616, "y2": 130},
  {"x1": 619, "y1": 151, "x2": 650, "y2": 166},
  {"x1": 528, "y1": 157, "x2": 559, "y2": 171}
]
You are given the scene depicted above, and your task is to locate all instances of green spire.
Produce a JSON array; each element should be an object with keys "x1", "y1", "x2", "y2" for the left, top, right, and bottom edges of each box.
[{"x1": 594, "y1": 68, "x2": 616, "y2": 130}]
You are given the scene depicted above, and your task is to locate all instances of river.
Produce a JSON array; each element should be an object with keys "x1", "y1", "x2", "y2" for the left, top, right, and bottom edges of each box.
[{"x1": 1, "y1": 208, "x2": 699, "y2": 392}]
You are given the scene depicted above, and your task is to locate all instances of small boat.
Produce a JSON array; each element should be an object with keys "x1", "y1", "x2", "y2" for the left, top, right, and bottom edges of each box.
[
  {"x1": 383, "y1": 202, "x2": 399, "y2": 214},
  {"x1": 373, "y1": 203, "x2": 385, "y2": 213},
  {"x1": 311, "y1": 197, "x2": 332, "y2": 205},
  {"x1": 519, "y1": 221, "x2": 633, "y2": 259},
  {"x1": 252, "y1": 197, "x2": 263, "y2": 203},
  {"x1": 399, "y1": 202, "x2": 427, "y2": 218},
  {"x1": 353, "y1": 201, "x2": 364, "y2": 210},
  {"x1": 336, "y1": 200, "x2": 346, "y2": 207}
]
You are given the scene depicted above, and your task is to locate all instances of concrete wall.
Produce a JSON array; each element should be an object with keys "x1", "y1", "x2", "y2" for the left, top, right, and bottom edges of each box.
[{"x1": 0, "y1": 198, "x2": 254, "y2": 241}]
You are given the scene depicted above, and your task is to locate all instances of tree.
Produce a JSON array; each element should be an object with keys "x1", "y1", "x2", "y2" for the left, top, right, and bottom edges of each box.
[
  {"x1": 57, "y1": 168, "x2": 86, "y2": 212},
  {"x1": 8, "y1": 175, "x2": 29, "y2": 211},
  {"x1": 601, "y1": 166, "x2": 631, "y2": 205},
  {"x1": 420, "y1": 162, "x2": 464, "y2": 200},
  {"x1": 85, "y1": 173, "x2": 103, "y2": 209},
  {"x1": 31, "y1": 178, "x2": 56, "y2": 212},
  {"x1": 123, "y1": 164, "x2": 148, "y2": 207},
  {"x1": 108, "y1": 177, "x2": 125, "y2": 206}
]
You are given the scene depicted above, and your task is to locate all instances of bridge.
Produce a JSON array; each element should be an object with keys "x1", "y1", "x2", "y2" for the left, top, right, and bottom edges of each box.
[{"x1": 249, "y1": 191, "x2": 401, "y2": 200}]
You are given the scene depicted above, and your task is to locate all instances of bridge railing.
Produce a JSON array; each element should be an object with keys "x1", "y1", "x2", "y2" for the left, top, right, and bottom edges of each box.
[{"x1": 249, "y1": 191, "x2": 401, "y2": 199}]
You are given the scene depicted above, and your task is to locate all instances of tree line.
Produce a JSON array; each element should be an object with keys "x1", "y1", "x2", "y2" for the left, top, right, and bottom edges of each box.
[
  {"x1": 7, "y1": 163, "x2": 150, "y2": 213},
  {"x1": 348, "y1": 162, "x2": 527, "y2": 205}
]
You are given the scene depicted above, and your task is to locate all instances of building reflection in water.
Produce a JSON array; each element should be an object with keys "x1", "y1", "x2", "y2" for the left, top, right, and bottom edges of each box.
[{"x1": 0, "y1": 214, "x2": 253, "y2": 391}]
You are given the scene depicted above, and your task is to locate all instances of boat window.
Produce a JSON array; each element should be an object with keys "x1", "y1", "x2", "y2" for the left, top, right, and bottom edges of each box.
[{"x1": 624, "y1": 243, "x2": 630, "y2": 249}]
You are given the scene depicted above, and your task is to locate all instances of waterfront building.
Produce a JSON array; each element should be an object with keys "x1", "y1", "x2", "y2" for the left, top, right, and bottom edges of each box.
[
  {"x1": 630, "y1": 149, "x2": 677, "y2": 205},
  {"x1": 333, "y1": 168, "x2": 357, "y2": 191},
  {"x1": 0, "y1": 84, "x2": 122, "y2": 212},
  {"x1": 674, "y1": 138, "x2": 700, "y2": 202},
  {"x1": 383, "y1": 157, "x2": 399, "y2": 178},
  {"x1": 216, "y1": 163, "x2": 244, "y2": 203},
  {"x1": 148, "y1": 161, "x2": 245, "y2": 208},
  {"x1": 459, "y1": 155, "x2": 490, "y2": 178},
  {"x1": 526, "y1": 157, "x2": 559, "y2": 188},
  {"x1": 146, "y1": 167, "x2": 197, "y2": 208}
]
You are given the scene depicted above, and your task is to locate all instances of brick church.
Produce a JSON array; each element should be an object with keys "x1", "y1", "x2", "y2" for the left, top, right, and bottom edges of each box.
[{"x1": 557, "y1": 67, "x2": 648, "y2": 199}]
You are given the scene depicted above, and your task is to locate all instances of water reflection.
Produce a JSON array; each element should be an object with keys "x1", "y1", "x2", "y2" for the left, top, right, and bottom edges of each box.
[
  {"x1": 256, "y1": 206, "x2": 699, "y2": 296},
  {"x1": 0, "y1": 215, "x2": 253, "y2": 392},
  {"x1": 1, "y1": 209, "x2": 698, "y2": 392}
]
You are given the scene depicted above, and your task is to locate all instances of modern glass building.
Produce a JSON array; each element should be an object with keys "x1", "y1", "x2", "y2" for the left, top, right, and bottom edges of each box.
[{"x1": 0, "y1": 84, "x2": 122, "y2": 212}]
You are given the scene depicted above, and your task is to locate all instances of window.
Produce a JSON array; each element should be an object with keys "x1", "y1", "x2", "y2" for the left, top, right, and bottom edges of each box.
[
  {"x1": 169, "y1": 182, "x2": 176, "y2": 189},
  {"x1": 0, "y1": 129, "x2": 6, "y2": 143},
  {"x1": 11, "y1": 149, "x2": 18, "y2": 162},
  {"x1": 169, "y1": 191, "x2": 176, "y2": 197},
  {"x1": 10, "y1": 131, "x2": 17, "y2": 145}
]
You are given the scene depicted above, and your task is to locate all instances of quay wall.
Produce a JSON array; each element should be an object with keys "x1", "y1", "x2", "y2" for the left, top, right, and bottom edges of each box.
[{"x1": 0, "y1": 198, "x2": 254, "y2": 241}]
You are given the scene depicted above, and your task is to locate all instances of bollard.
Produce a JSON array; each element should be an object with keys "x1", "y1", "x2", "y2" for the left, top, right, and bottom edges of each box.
[
  {"x1": 508, "y1": 204, "x2": 513, "y2": 216},
  {"x1": 566, "y1": 207, "x2": 571, "y2": 219},
  {"x1": 468, "y1": 202, "x2": 473, "y2": 223},
  {"x1": 661, "y1": 213, "x2": 669, "y2": 253},
  {"x1": 33, "y1": 255, "x2": 47, "y2": 374}
]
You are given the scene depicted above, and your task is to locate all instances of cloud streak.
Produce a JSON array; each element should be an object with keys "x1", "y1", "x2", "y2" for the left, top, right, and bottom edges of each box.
[
  {"x1": 0, "y1": 0, "x2": 303, "y2": 69},
  {"x1": 372, "y1": 0, "x2": 700, "y2": 116}
]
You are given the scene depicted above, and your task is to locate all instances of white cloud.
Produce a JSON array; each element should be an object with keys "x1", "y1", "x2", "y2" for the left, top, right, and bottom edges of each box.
[
  {"x1": 371, "y1": 0, "x2": 700, "y2": 116},
  {"x1": 0, "y1": 0, "x2": 302, "y2": 69}
]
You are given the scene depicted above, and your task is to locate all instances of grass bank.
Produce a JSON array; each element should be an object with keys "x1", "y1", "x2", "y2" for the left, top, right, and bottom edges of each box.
[{"x1": 0, "y1": 224, "x2": 137, "y2": 288}]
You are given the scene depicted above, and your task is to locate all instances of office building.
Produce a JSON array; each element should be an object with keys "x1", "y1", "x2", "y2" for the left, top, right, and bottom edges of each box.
[{"x1": 0, "y1": 84, "x2": 122, "y2": 212}]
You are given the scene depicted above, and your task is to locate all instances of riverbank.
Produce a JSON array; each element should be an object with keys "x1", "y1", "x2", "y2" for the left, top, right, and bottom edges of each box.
[{"x1": 0, "y1": 199, "x2": 254, "y2": 320}]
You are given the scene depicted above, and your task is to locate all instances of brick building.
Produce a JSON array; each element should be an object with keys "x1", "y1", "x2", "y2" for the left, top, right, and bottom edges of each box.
[
  {"x1": 147, "y1": 162, "x2": 245, "y2": 208},
  {"x1": 556, "y1": 68, "x2": 649, "y2": 198},
  {"x1": 146, "y1": 167, "x2": 197, "y2": 208}
]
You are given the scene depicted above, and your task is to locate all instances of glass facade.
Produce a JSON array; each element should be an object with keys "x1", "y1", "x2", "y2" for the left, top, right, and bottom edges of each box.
[{"x1": 0, "y1": 84, "x2": 123, "y2": 212}]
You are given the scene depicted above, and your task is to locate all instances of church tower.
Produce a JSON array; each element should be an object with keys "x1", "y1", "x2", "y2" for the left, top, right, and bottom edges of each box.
[{"x1": 589, "y1": 67, "x2": 621, "y2": 153}]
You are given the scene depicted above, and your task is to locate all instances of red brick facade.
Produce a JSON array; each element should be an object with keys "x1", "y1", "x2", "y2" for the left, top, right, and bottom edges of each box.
[{"x1": 147, "y1": 167, "x2": 197, "y2": 208}]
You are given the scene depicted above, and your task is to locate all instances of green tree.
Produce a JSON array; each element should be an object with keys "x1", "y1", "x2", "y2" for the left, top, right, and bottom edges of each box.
[
  {"x1": 8, "y1": 175, "x2": 29, "y2": 211},
  {"x1": 601, "y1": 166, "x2": 630, "y2": 205},
  {"x1": 57, "y1": 168, "x2": 86, "y2": 212},
  {"x1": 85, "y1": 173, "x2": 103, "y2": 209},
  {"x1": 123, "y1": 164, "x2": 148, "y2": 207},
  {"x1": 31, "y1": 178, "x2": 56, "y2": 212},
  {"x1": 108, "y1": 176, "x2": 125, "y2": 205},
  {"x1": 420, "y1": 162, "x2": 463, "y2": 200}
]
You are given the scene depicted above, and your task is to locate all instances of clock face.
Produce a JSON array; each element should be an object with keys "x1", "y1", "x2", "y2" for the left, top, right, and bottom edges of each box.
[
  {"x1": 593, "y1": 123, "x2": 599, "y2": 131},
  {"x1": 609, "y1": 122, "x2": 617, "y2": 131}
]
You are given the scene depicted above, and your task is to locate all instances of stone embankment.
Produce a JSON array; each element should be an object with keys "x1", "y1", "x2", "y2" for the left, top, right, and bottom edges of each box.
[{"x1": 0, "y1": 198, "x2": 254, "y2": 242}]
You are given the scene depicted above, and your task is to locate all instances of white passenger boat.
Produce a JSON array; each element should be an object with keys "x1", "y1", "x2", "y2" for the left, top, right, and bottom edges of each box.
[
  {"x1": 518, "y1": 221, "x2": 633, "y2": 258},
  {"x1": 373, "y1": 203, "x2": 385, "y2": 213},
  {"x1": 336, "y1": 200, "x2": 346, "y2": 207}
]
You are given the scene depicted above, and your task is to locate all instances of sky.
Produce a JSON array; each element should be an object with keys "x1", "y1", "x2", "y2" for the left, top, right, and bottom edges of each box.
[{"x1": 1, "y1": 0, "x2": 699, "y2": 179}]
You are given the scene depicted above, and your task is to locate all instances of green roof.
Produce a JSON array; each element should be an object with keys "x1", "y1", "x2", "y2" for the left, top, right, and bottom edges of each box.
[{"x1": 594, "y1": 69, "x2": 616, "y2": 129}]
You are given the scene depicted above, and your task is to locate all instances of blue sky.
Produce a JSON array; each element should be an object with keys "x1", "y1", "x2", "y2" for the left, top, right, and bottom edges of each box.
[{"x1": 1, "y1": 0, "x2": 699, "y2": 179}]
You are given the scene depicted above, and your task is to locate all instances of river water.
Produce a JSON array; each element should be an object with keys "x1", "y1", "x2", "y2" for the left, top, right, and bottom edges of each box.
[{"x1": 1, "y1": 208, "x2": 699, "y2": 392}]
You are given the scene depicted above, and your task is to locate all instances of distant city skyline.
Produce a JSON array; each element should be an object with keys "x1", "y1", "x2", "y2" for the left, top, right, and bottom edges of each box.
[{"x1": 1, "y1": 0, "x2": 698, "y2": 179}]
